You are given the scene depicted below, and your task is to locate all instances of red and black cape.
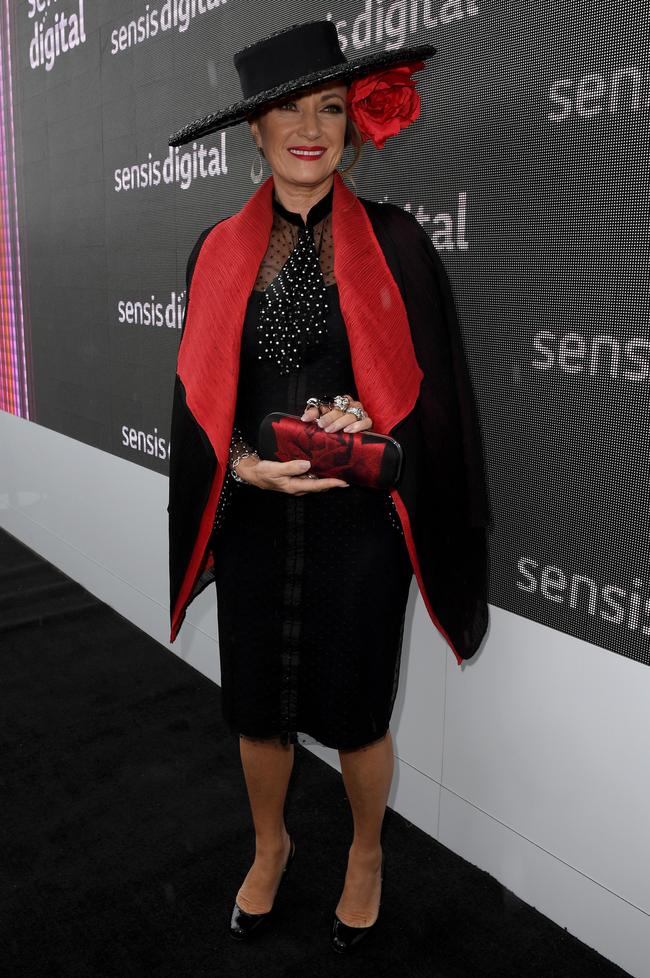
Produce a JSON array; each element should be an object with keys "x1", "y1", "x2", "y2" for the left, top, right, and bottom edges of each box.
[{"x1": 168, "y1": 170, "x2": 492, "y2": 665}]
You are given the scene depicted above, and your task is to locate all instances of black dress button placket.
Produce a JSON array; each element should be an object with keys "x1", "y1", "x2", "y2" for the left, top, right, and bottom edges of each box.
[{"x1": 259, "y1": 202, "x2": 330, "y2": 745}]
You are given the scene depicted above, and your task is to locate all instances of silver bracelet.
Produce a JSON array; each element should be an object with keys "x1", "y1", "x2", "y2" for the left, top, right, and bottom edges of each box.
[
  {"x1": 230, "y1": 448, "x2": 259, "y2": 483},
  {"x1": 229, "y1": 424, "x2": 260, "y2": 484}
]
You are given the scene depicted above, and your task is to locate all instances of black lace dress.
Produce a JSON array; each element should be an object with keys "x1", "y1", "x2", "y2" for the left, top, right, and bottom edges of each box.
[{"x1": 209, "y1": 182, "x2": 413, "y2": 750}]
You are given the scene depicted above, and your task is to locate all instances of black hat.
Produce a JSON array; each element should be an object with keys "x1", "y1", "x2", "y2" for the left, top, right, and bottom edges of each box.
[{"x1": 168, "y1": 19, "x2": 436, "y2": 147}]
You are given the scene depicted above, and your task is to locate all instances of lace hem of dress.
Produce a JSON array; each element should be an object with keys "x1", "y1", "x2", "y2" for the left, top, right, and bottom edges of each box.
[{"x1": 237, "y1": 727, "x2": 392, "y2": 750}]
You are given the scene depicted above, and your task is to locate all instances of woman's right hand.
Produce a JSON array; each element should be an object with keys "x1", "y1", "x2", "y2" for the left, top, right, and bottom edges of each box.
[{"x1": 233, "y1": 456, "x2": 349, "y2": 495}]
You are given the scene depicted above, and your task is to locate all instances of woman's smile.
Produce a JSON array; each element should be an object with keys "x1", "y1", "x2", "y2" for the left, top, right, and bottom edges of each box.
[{"x1": 288, "y1": 146, "x2": 327, "y2": 159}]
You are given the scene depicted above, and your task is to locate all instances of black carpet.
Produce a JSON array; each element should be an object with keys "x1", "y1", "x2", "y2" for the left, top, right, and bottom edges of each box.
[{"x1": 0, "y1": 527, "x2": 631, "y2": 977}]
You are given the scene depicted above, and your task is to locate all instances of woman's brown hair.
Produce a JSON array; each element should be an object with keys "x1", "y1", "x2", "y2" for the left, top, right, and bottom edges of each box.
[{"x1": 340, "y1": 114, "x2": 364, "y2": 177}]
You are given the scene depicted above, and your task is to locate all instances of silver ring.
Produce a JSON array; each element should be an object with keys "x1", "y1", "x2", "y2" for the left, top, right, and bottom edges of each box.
[
  {"x1": 345, "y1": 406, "x2": 365, "y2": 422},
  {"x1": 333, "y1": 394, "x2": 350, "y2": 412},
  {"x1": 305, "y1": 396, "x2": 333, "y2": 411}
]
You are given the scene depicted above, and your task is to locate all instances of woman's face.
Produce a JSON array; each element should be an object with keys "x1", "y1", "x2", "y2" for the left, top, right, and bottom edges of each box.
[{"x1": 248, "y1": 81, "x2": 348, "y2": 189}]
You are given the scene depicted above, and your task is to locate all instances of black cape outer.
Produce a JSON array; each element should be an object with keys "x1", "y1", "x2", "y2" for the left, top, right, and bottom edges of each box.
[{"x1": 168, "y1": 197, "x2": 492, "y2": 665}]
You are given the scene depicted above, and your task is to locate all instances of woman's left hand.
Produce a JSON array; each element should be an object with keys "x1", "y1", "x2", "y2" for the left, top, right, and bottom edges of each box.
[{"x1": 300, "y1": 395, "x2": 373, "y2": 433}]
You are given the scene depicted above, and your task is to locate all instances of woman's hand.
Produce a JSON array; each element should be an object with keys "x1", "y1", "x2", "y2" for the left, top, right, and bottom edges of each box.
[
  {"x1": 300, "y1": 395, "x2": 373, "y2": 434},
  {"x1": 233, "y1": 455, "x2": 349, "y2": 495},
  {"x1": 232, "y1": 396, "x2": 372, "y2": 494}
]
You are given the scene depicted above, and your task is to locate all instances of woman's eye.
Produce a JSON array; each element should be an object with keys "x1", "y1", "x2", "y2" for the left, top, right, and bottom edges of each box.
[{"x1": 278, "y1": 102, "x2": 342, "y2": 112}]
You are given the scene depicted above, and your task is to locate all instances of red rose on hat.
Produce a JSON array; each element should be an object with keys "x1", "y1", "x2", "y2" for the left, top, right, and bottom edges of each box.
[{"x1": 346, "y1": 60, "x2": 426, "y2": 149}]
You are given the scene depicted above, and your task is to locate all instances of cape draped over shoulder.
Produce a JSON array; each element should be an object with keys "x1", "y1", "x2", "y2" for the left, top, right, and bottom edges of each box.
[{"x1": 168, "y1": 169, "x2": 491, "y2": 664}]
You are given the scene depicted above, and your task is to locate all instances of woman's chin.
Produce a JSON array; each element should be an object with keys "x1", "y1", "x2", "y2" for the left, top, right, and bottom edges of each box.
[{"x1": 279, "y1": 160, "x2": 337, "y2": 183}]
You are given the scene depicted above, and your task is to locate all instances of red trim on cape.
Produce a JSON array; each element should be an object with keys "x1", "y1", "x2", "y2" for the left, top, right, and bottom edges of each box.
[
  {"x1": 170, "y1": 170, "x2": 462, "y2": 663},
  {"x1": 389, "y1": 489, "x2": 464, "y2": 666}
]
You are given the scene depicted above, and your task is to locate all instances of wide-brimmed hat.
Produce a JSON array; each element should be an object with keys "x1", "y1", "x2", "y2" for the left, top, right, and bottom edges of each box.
[{"x1": 168, "y1": 19, "x2": 436, "y2": 147}]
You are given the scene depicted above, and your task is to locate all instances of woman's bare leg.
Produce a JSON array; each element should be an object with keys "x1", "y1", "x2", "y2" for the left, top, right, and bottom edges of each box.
[
  {"x1": 335, "y1": 729, "x2": 393, "y2": 926},
  {"x1": 235, "y1": 735, "x2": 294, "y2": 914}
]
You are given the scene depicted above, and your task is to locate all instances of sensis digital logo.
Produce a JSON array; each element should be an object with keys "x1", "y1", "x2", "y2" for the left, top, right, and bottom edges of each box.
[
  {"x1": 532, "y1": 329, "x2": 650, "y2": 383},
  {"x1": 27, "y1": 0, "x2": 87, "y2": 72},
  {"x1": 114, "y1": 139, "x2": 227, "y2": 193},
  {"x1": 548, "y1": 64, "x2": 648, "y2": 124},
  {"x1": 122, "y1": 424, "x2": 171, "y2": 461},
  {"x1": 517, "y1": 558, "x2": 650, "y2": 640},
  {"x1": 117, "y1": 291, "x2": 187, "y2": 331},
  {"x1": 401, "y1": 194, "x2": 469, "y2": 251},
  {"x1": 110, "y1": 0, "x2": 228, "y2": 53},
  {"x1": 329, "y1": 0, "x2": 479, "y2": 53}
]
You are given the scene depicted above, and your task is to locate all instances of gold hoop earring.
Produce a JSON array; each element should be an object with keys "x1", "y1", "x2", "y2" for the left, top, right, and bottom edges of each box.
[{"x1": 251, "y1": 144, "x2": 264, "y2": 184}]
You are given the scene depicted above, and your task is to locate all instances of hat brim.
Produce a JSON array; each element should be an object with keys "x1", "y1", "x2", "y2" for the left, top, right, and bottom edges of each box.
[{"x1": 168, "y1": 42, "x2": 436, "y2": 147}]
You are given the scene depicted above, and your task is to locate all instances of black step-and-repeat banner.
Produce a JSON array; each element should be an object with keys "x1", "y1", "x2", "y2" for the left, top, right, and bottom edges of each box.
[{"x1": 2, "y1": 1, "x2": 648, "y2": 665}]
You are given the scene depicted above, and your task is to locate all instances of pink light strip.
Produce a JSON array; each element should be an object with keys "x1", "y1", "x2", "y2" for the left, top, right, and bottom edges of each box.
[{"x1": 0, "y1": 0, "x2": 30, "y2": 419}]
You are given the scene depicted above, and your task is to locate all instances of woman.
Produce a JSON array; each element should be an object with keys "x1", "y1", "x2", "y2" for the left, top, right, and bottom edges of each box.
[{"x1": 167, "y1": 20, "x2": 491, "y2": 951}]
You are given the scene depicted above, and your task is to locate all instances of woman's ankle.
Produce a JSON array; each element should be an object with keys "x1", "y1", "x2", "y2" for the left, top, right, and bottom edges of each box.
[
  {"x1": 254, "y1": 826, "x2": 291, "y2": 858},
  {"x1": 348, "y1": 840, "x2": 382, "y2": 864}
]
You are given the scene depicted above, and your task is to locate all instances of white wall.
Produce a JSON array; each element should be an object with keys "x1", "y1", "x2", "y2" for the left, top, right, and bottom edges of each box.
[{"x1": 2, "y1": 407, "x2": 648, "y2": 978}]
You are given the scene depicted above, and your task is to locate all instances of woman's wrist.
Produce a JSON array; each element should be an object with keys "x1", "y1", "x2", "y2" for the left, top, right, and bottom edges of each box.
[
  {"x1": 229, "y1": 425, "x2": 259, "y2": 483},
  {"x1": 230, "y1": 452, "x2": 259, "y2": 484}
]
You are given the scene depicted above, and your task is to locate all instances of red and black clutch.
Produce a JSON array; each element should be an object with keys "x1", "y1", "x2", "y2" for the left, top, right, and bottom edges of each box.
[{"x1": 257, "y1": 412, "x2": 403, "y2": 490}]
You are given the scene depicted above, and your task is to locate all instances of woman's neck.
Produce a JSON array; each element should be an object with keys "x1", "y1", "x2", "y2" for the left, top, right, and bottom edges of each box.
[{"x1": 271, "y1": 175, "x2": 335, "y2": 226}]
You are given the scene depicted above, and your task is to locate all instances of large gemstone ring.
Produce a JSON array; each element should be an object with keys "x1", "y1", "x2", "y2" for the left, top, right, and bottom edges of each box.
[
  {"x1": 345, "y1": 406, "x2": 365, "y2": 421},
  {"x1": 333, "y1": 394, "x2": 351, "y2": 412}
]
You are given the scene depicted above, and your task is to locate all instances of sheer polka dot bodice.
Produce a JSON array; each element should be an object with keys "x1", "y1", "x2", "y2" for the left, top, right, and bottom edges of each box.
[
  {"x1": 252, "y1": 185, "x2": 335, "y2": 375},
  {"x1": 224, "y1": 183, "x2": 336, "y2": 482},
  {"x1": 253, "y1": 188, "x2": 335, "y2": 291}
]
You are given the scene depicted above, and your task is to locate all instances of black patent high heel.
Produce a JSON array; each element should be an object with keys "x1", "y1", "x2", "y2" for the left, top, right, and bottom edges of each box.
[
  {"x1": 330, "y1": 850, "x2": 385, "y2": 953},
  {"x1": 229, "y1": 836, "x2": 296, "y2": 941}
]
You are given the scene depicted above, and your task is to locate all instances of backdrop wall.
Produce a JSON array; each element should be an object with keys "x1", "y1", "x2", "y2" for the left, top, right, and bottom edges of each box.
[{"x1": 1, "y1": 2, "x2": 648, "y2": 975}]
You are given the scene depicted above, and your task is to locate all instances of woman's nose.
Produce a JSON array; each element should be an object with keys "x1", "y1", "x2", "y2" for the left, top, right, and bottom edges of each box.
[{"x1": 297, "y1": 109, "x2": 321, "y2": 139}]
